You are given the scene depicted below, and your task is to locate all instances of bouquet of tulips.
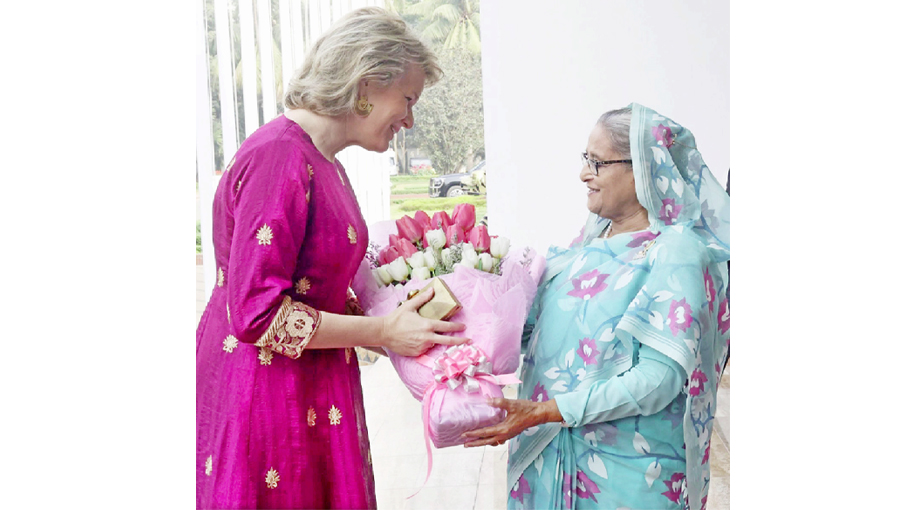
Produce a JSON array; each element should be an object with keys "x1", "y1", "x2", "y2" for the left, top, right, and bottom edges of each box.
[
  {"x1": 367, "y1": 203, "x2": 511, "y2": 287},
  {"x1": 352, "y1": 204, "x2": 546, "y2": 455}
]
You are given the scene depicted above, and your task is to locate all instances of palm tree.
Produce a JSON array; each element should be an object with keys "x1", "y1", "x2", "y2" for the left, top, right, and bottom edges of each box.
[{"x1": 405, "y1": 0, "x2": 481, "y2": 54}]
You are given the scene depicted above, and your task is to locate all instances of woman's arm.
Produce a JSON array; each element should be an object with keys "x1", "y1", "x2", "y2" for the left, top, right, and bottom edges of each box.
[{"x1": 462, "y1": 344, "x2": 684, "y2": 447}]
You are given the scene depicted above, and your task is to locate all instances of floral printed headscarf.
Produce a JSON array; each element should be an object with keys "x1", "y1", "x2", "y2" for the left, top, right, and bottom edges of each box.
[{"x1": 549, "y1": 104, "x2": 730, "y2": 282}]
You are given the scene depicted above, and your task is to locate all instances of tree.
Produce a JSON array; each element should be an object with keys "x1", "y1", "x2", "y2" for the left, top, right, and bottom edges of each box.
[
  {"x1": 406, "y1": 0, "x2": 481, "y2": 54},
  {"x1": 408, "y1": 48, "x2": 484, "y2": 175}
]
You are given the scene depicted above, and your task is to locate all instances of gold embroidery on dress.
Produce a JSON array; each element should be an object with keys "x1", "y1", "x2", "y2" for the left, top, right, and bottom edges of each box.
[
  {"x1": 225, "y1": 156, "x2": 236, "y2": 173},
  {"x1": 307, "y1": 407, "x2": 317, "y2": 427},
  {"x1": 256, "y1": 224, "x2": 274, "y2": 245},
  {"x1": 307, "y1": 164, "x2": 314, "y2": 178},
  {"x1": 295, "y1": 277, "x2": 311, "y2": 295},
  {"x1": 226, "y1": 303, "x2": 231, "y2": 324},
  {"x1": 306, "y1": 188, "x2": 311, "y2": 203},
  {"x1": 286, "y1": 308, "x2": 317, "y2": 338},
  {"x1": 367, "y1": 450, "x2": 372, "y2": 465},
  {"x1": 236, "y1": 179, "x2": 242, "y2": 192},
  {"x1": 217, "y1": 267, "x2": 225, "y2": 287},
  {"x1": 258, "y1": 347, "x2": 274, "y2": 365},
  {"x1": 223, "y1": 335, "x2": 239, "y2": 353},
  {"x1": 329, "y1": 405, "x2": 343, "y2": 426},
  {"x1": 265, "y1": 468, "x2": 280, "y2": 489},
  {"x1": 347, "y1": 225, "x2": 357, "y2": 244},
  {"x1": 345, "y1": 348, "x2": 352, "y2": 364},
  {"x1": 205, "y1": 455, "x2": 213, "y2": 476},
  {"x1": 253, "y1": 296, "x2": 321, "y2": 360},
  {"x1": 336, "y1": 165, "x2": 346, "y2": 186}
]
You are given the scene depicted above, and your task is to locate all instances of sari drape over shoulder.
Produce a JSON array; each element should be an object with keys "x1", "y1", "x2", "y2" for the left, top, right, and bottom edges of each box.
[
  {"x1": 196, "y1": 115, "x2": 376, "y2": 509},
  {"x1": 507, "y1": 104, "x2": 730, "y2": 510}
]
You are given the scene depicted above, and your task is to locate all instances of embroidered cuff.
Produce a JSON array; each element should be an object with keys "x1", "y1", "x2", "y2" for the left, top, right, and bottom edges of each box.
[{"x1": 254, "y1": 296, "x2": 321, "y2": 359}]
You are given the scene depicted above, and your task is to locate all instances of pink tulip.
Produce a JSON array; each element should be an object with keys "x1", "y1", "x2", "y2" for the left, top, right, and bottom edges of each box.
[
  {"x1": 445, "y1": 224, "x2": 466, "y2": 247},
  {"x1": 452, "y1": 203, "x2": 476, "y2": 231},
  {"x1": 413, "y1": 210, "x2": 431, "y2": 231},
  {"x1": 396, "y1": 215, "x2": 423, "y2": 243},
  {"x1": 395, "y1": 238, "x2": 418, "y2": 258},
  {"x1": 431, "y1": 211, "x2": 453, "y2": 231},
  {"x1": 389, "y1": 233, "x2": 401, "y2": 247},
  {"x1": 378, "y1": 245, "x2": 401, "y2": 265},
  {"x1": 468, "y1": 224, "x2": 491, "y2": 252}
]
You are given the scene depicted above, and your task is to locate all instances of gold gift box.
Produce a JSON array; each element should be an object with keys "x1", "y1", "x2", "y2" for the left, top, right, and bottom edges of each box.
[{"x1": 405, "y1": 278, "x2": 462, "y2": 321}]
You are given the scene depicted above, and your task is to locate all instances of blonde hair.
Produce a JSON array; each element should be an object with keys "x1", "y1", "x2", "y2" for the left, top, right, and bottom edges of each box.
[{"x1": 284, "y1": 7, "x2": 442, "y2": 116}]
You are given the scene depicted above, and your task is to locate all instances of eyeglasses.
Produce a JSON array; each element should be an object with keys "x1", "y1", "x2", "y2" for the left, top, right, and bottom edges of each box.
[{"x1": 581, "y1": 152, "x2": 632, "y2": 176}]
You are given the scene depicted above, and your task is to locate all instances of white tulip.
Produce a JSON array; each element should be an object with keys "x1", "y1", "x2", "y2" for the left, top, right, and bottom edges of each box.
[
  {"x1": 441, "y1": 248, "x2": 453, "y2": 267},
  {"x1": 479, "y1": 253, "x2": 494, "y2": 272},
  {"x1": 461, "y1": 242, "x2": 476, "y2": 257},
  {"x1": 460, "y1": 248, "x2": 479, "y2": 269},
  {"x1": 407, "y1": 251, "x2": 426, "y2": 269},
  {"x1": 387, "y1": 256, "x2": 410, "y2": 281},
  {"x1": 411, "y1": 266, "x2": 432, "y2": 281},
  {"x1": 426, "y1": 229, "x2": 447, "y2": 250},
  {"x1": 490, "y1": 237, "x2": 511, "y2": 258},
  {"x1": 423, "y1": 249, "x2": 438, "y2": 271},
  {"x1": 376, "y1": 265, "x2": 393, "y2": 285}
]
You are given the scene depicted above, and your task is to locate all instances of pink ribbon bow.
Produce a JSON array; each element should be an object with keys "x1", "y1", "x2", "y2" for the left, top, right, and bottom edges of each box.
[{"x1": 434, "y1": 344, "x2": 493, "y2": 393}]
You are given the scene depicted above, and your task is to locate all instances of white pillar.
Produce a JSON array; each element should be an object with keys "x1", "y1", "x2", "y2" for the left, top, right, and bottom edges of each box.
[
  {"x1": 197, "y1": 0, "x2": 218, "y2": 295},
  {"x1": 239, "y1": 0, "x2": 260, "y2": 137},
  {"x1": 257, "y1": 0, "x2": 278, "y2": 120},
  {"x1": 213, "y1": 0, "x2": 239, "y2": 164}
]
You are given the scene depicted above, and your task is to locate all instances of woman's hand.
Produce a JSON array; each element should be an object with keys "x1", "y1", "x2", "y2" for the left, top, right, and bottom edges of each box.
[
  {"x1": 462, "y1": 398, "x2": 563, "y2": 447},
  {"x1": 380, "y1": 288, "x2": 469, "y2": 357}
]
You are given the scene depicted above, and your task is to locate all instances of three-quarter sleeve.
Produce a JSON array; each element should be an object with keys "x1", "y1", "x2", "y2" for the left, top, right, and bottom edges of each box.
[
  {"x1": 553, "y1": 343, "x2": 686, "y2": 428},
  {"x1": 225, "y1": 140, "x2": 321, "y2": 359}
]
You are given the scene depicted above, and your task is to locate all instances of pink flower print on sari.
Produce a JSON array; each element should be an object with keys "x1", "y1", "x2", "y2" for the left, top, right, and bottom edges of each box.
[
  {"x1": 562, "y1": 472, "x2": 574, "y2": 509},
  {"x1": 662, "y1": 472, "x2": 686, "y2": 504},
  {"x1": 575, "y1": 470, "x2": 601, "y2": 503},
  {"x1": 510, "y1": 474, "x2": 531, "y2": 503},
  {"x1": 688, "y1": 368, "x2": 708, "y2": 396},
  {"x1": 668, "y1": 298, "x2": 693, "y2": 336},
  {"x1": 577, "y1": 338, "x2": 601, "y2": 366},
  {"x1": 627, "y1": 230, "x2": 659, "y2": 248},
  {"x1": 702, "y1": 438, "x2": 711, "y2": 465},
  {"x1": 704, "y1": 269, "x2": 716, "y2": 312},
  {"x1": 531, "y1": 382, "x2": 549, "y2": 403},
  {"x1": 659, "y1": 198, "x2": 683, "y2": 225},
  {"x1": 717, "y1": 298, "x2": 730, "y2": 334},
  {"x1": 652, "y1": 124, "x2": 675, "y2": 148},
  {"x1": 568, "y1": 269, "x2": 610, "y2": 300}
]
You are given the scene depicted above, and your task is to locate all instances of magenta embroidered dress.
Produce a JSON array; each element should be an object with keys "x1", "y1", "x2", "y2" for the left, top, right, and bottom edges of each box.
[{"x1": 196, "y1": 115, "x2": 375, "y2": 509}]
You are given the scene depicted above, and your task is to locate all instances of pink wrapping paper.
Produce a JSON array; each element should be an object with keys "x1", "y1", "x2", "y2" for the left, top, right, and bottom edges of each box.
[{"x1": 352, "y1": 249, "x2": 546, "y2": 448}]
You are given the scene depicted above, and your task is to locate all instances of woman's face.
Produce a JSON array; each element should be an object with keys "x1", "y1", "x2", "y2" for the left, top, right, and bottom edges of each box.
[
  {"x1": 581, "y1": 124, "x2": 640, "y2": 220},
  {"x1": 354, "y1": 63, "x2": 426, "y2": 153}
]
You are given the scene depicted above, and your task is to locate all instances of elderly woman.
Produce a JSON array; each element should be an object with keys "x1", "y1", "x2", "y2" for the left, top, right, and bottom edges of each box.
[
  {"x1": 196, "y1": 8, "x2": 468, "y2": 509},
  {"x1": 463, "y1": 104, "x2": 730, "y2": 510}
]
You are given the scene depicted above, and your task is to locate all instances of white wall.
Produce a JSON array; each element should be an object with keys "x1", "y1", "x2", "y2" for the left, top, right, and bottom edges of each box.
[{"x1": 481, "y1": 0, "x2": 729, "y2": 255}]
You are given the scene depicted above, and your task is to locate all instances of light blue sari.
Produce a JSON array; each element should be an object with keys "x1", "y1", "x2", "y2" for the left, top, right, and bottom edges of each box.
[{"x1": 507, "y1": 104, "x2": 730, "y2": 510}]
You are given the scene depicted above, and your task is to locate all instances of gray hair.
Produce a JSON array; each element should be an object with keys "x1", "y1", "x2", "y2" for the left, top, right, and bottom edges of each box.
[
  {"x1": 596, "y1": 107, "x2": 633, "y2": 159},
  {"x1": 284, "y1": 7, "x2": 442, "y2": 116}
]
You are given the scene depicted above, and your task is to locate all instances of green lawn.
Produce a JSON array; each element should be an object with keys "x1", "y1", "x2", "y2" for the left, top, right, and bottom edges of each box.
[
  {"x1": 390, "y1": 175, "x2": 432, "y2": 195},
  {"x1": 390, "y1": 195, "x2": 487, "y2": 222},
  {"x1": 389, "y1": 175, "x2": 487, "y2": 221}
]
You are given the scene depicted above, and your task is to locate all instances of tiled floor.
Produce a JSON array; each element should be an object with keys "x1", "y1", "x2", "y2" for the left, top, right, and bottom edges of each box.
[{"x1": 196, "y1": 263, "x2": 730, "y2": 509}]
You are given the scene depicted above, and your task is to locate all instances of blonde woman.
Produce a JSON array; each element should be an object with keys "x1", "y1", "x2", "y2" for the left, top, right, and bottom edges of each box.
[{"x1": 196, "y1": 8, "x2": 466, "y2": 509}]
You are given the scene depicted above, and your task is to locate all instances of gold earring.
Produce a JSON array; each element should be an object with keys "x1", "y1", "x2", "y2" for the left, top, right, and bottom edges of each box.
[{"x1": 355, "y1": 96, "x2": 373, "y2": 116}]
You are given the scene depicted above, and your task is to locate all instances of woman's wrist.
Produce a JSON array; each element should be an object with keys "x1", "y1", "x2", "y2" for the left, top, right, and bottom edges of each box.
[{"x1": 536, "y1": 399, "x2": 563, "y2": 425}]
